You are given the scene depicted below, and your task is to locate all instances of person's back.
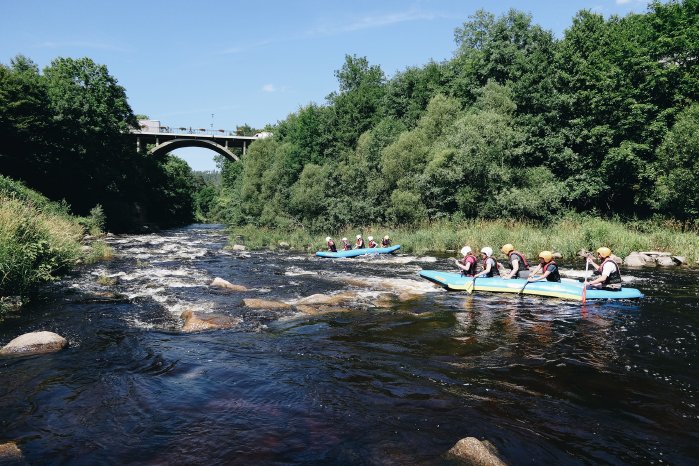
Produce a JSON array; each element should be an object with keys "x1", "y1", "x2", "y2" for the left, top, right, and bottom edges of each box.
[
  {"x1": 381, "y1": 235, "x2": 391, "y2": 247},
  {"x1": 326, "y1": 237, "x2": 337, "y2": 253},
  {"x1": 501, "y1": 244, "x2": 529, "y2": 279}
]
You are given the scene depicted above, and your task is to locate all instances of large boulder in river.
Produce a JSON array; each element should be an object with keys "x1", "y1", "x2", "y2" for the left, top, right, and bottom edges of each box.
[
  {"x1": 180, "y1": 310, "x2": 241, "y2": 332},
  {"x1": 0, "y1": 441, "x2": 24, "y2": 464},
  {"x1": 297, "y1": 292, "x2": 359, "y2": 306},
  {"x1": 210, "y1": 277, "x2": 248, "y2": 292},
  {"x1": 0, "y1": 331, "x2": 67, "y2": 356},
  {"x1": 447, "y1": 437, "x2": 507, "y2": 466},
  {"x1": 656, "y1": 255, "x2": 677, "y2": 267},
  {"x1": 624, "y1": 252, "x2": 653, "y2": 267}
]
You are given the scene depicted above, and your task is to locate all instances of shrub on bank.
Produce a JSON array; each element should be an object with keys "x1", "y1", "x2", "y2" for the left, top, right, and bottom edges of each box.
[{"x1": 0, "y1": 175, "x2": 111, "y2": 304}]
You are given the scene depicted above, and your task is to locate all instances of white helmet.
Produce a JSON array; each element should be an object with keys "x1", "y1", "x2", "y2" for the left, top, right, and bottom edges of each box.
[
  {"x1": 384, "y1": 235, "x2": 389, "y2": 240},
  {"x1": 480, "y1": 246, "x2": 493, "y2": 257},
  {"x1": 342, "y1": 237, "x2": 348, "y2": 241},
  {"x1": 326, "y1": 237, "x2": 331, "y2": 242},
  {"x1": 368, "y1": 236, "x2": 373, "y2": 241},
  {"x1": 460, "y1": 246, "x2": 471, "y2": 256},
  {"x1": 356, "y1": 234, "x2": 362, "y2": 239}
]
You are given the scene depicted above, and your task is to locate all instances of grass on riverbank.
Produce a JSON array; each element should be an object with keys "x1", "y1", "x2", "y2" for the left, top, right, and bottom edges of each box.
[
  {"x1": 0, "y1": 176, "x2": 113, "y2": 309},
  {"x1": 227, "y1": 217, "x2": 699, "y2": 263}
]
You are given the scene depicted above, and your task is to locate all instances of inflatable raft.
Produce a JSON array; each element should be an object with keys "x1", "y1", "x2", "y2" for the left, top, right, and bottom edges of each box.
[
  {"x1": 419, "y1": 270, "x2": 643, "y2": 301},
  {"x1": 316, "y1": 245, "x2": 401, "y2": 258}
]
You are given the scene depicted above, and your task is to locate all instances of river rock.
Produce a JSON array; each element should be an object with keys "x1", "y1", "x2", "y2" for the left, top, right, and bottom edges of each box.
[
  {"x1": 278, "y1": 242, "x2": 290, "y2": 250},
  {"x1": 672, "y1": 256, "x2": 686, "y2": 265},
  {"x1": 656, "y1": 255, "x2": 677, "y2": 267},
  {"x1": 624, "y1": 253, "x2": 652, "y2": 267},
  {"x1": 0, "y1": 442, "x2": 24, "y2": 464},
  {"x1": 639, "y1": 251, "x2": 671, "y2": 257},
  {"x1": 210, "y1": 277, "x2": 248, "y2": 292},
  {"x1": 552, "y1": 252, "x2": 562, "y2": 259},
  {"x1": 297, "y1": 292, "x2": 358, "y2": 306},
  {"x1": 296, "y1": 304, "x2": 353, "y2": 315},
  {"x1": 0, "y1": 331, "x2": 67, "y2": 356},
  {"x1": 447, "y1": 437, "x2": 507, "y2": 466},
  {"x1": 610, "y1": 254, "x2": 622, "y2": 265},
  {"x1": 231, "y1": 244, "x2": 246, "y2": 251},
  {"x1": 242, "y1": 299, "x2": 292, "y2": 310},
  {"x1": 180, "y1": 310, "x2": 241, "y2": 332}
]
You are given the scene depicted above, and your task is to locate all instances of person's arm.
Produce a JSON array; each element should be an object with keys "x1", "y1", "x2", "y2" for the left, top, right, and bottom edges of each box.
[
  {"x1": 527, "y1": 264, "x2": 543, "y2": 281},
  {"x1": 477, "y1": 261, "x2": 491, "y2": 277},
  {"x1": 505, "y1": 259, "x2": 519, "y2": 279}
]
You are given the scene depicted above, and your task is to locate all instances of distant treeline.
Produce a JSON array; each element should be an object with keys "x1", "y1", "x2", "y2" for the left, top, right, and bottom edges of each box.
[
  {"x1": 214, "y1": 2, "x2": 698, "y2": 233},
  {"x1": 0, "y1": 56, "x2": 201, "y2": 231}
]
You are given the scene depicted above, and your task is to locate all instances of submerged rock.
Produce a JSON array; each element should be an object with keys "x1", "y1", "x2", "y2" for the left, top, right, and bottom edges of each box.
[
  {"x1": 210, "y1": 277, "x2": 248, "y2": 291},
  {"x1": 242, "y1": 299, "x2": 292, "y2": 310},
  {"x1": 0, "y1": 331, "x2": 67, "y2": 356},
  {"x1": 297, "y1": 292, "x2": 359, "y2": 306},
  {"x1": 447, "y1": 437, "x2": 507, "y2": 466},
  {"x1": 180, "y1": 310, "x2": 241, "y2": 332}
]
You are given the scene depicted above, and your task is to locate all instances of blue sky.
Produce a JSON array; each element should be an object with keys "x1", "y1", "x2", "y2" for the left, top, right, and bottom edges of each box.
[{"x1": 1, "y1": 0, "x2": 654, "y2": 171}]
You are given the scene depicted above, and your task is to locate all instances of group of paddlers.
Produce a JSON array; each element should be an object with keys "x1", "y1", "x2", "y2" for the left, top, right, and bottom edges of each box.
[
  {"x1": 453, "y1": 244, "x2": 623, "y2": 290},
  {"x1": 326, "y1": 234, "x2": 391, "y2": 252}
]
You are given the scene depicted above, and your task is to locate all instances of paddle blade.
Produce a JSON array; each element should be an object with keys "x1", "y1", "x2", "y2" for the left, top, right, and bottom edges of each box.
[
  {"x1": 465, "y1": 278, "x2": 475, "y2": 294},
  {"x1": 582, "y1": 284, "x2": 587, "y2": 304}
]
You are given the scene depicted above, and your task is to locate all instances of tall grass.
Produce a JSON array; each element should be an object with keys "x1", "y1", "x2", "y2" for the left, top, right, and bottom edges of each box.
[
  {"x1": 228, "y1": 217, "x2": 699, "y2": 263},
  {"x1": 0, "y1": 175, "x2": 113, "y2": 307}
]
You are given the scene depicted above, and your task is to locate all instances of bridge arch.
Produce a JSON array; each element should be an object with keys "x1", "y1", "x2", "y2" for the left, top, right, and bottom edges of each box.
[{"x1": 149, "y1": 139, "x2": 240, "y2": 162}]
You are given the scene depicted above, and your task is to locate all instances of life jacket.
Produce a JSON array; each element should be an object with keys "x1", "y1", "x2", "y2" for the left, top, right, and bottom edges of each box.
[
  {"x1": 368, "y1": 240, "x2": 378, "y2": 248},
  {"x1": 542, "y1": 260, "x2": 560, "y2": 282},
  {"x1": 342, "y1": 241, "x2": 352, "y2": 251},
  {"x1": 356, "y1": 239, "x2": 365, "y2": 249},
  {"x1": 460, "y1": 255, "x2": 478, "y2": 277},
  {"x1": 593, "y1": 258, "x2": 622, "y2": 285},
  {"x1": 508, "y1": 251, "x2": 529, "y2": 271},
  {"x1": 327, "y1": 240, "x2": 337, "y2": 253},
  {"x1": 381, "y1": 238, "x2": 391, "y2": 247},
  {"x1": 481, "y1": 257, "x2": 500, "y2": 277}
]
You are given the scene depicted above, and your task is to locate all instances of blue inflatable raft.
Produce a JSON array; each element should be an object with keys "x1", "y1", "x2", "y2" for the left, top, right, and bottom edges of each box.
[
  {"x1": 419, "y1": 270, "x2": 644, "y2": 301},
  {"x1": 316, "y1": 245, "x2": 401, "y2": 258}
]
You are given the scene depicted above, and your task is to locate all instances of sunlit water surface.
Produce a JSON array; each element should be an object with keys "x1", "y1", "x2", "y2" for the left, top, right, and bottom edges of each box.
[{"x1": 1, "y1": 225, "x2": 697, "y2": 465}]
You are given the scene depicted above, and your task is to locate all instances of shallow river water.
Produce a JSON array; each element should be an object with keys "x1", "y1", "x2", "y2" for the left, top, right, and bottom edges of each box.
[{"x1": 1, "y1": 224, "x2": 698, "y2": 465}]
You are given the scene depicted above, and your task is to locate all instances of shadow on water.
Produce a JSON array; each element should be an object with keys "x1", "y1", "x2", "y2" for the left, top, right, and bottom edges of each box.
[{"x1": 1, "y1": 224, "x2": 698, "y2": 465}]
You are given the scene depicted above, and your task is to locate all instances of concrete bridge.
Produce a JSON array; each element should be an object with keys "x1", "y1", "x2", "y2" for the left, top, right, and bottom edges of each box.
[{"x1": 130, "y1": 121, "x2": 270, "y2": 162}]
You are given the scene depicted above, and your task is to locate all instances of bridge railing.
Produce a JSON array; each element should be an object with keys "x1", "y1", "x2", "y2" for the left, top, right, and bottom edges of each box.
[{"x1": 136, "y1": 125, "x2": 234, "y2": 136}]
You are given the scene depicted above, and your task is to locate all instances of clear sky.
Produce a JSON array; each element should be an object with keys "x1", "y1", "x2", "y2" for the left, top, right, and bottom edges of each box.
[{"x1": 1, "y1": 0, "x2": 655, "y2": 171}]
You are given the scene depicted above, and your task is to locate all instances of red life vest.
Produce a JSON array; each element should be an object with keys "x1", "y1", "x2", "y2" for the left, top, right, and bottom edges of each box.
[
  {"x1": 508, "y1": 250, "x2": 529, "y2": 270},
  {"x1": 461, "y1": 255, "x2": 478, "y2": 276},
  {"x1": 481, "y1": 257, "x2": 500, "y2": 276}
]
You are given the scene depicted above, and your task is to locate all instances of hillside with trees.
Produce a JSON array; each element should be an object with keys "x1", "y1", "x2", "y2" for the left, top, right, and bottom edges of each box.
[{"x1": 215, "y1": 1, "x2": 698, "y2": 233}]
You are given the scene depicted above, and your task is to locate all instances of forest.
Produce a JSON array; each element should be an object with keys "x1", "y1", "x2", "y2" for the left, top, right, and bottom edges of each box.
[{"x1": 212, "y1": 1, "x2": 698, "y2": 233}]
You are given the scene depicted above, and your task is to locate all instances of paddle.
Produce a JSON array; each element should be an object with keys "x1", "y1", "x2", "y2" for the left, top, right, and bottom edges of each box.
[
  {"x1": 582, "y1": 255, "x2": 590, "y2": 304},
  {"x1": 465, "y1": 276, "x2": 476, "y2": 294}
]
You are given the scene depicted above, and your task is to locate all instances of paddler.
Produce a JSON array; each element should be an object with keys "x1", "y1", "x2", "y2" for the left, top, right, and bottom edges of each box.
[
  {"x1": 475, "y1": 247, "x2": 500, "y2": 278},
  {"x1": 381, "y1": 235, "x2": 391, "y2": 247},
  {"x1": 341, "y1": 237, "x2": 352, "y2": 250},
  {"x1": 367, "y1": 236, "x2": 379, "y2": 248},
  {"x1": 355, "y1": 234, "x2": 365, "y2": 249},
  {"x1": 586, "y1": 247, "x2": 622, "y2": 290},
  {"x1": 453, "y1": 246, "x2": 478, "y2": 277},
  {"x1": 326, "y1": 236, "x2": 337, "y2": 252},
  {"x1": 527, "y1": 251, "x2": 561, "y2": 282},
  {"x1": 500, "y1": 243, "x2": 530, "y2": 279}
]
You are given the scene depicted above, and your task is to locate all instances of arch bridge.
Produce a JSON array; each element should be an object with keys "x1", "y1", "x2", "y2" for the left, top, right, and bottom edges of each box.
[{"x1": 129, "y1": 124, "x2": 269, "y2": 162}]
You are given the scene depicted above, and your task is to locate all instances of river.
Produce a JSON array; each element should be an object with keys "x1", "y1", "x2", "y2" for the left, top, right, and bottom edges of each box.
[{"x1": 1, "y1": 224, "x2": 697, "y2": 465}]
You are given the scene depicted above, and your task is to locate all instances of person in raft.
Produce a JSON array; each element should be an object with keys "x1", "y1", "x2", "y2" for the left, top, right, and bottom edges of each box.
[
  {"x1": 367, "y1": 236, "x2": 379, "y2": 248},
  {"x1": 475, "y1": 247, "x2": 500, "y2": 278},
  {"x1": 453, "y1": 246, "x2": 478, "y2": 277},
  {"x1": 500, "y1": 243, "x2": 530, "y2": 279},
  {"x1": 586, "y1": 247, "x2": 622, "y2": 290},
  {"x1": 326, "y1": 236, "x2": 337, "y2": 253},
  {"x1": 341, "y1": 237, "x2": 352, "y2": 250},
  {"x1": 381, "y1": 235, "x2": 391, "y2": 247},
  {"x1": 527, "y1": 251, "x2": 561, "y2": 282},
  {"x1": 355, "y1": 234, "x2": 365, "y2": 249}
]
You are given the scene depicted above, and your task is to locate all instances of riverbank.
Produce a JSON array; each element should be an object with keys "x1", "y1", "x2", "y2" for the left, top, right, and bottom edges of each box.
[
  {"x1": 0, "y1": 176, "x2": 112, "y2": 316},
  {"x1": 227, "y1": 217, "x2": 699, "y2": 264}
]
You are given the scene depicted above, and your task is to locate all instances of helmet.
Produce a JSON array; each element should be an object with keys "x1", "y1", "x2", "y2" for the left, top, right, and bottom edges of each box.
[
  {"x1": 368, "y1": 236, "x2": 373, "y2": 241},
  {"x1": 501, "y1": 243, "x2": 514, "y2": 254},
  {"x1": 480, "y1": 247, "x2": 493, "y2": 257},
  {"x1": 460, "y1": 246, "x2": 472, "y2": 256},
  {"x1": 342, "y1": 237, "x2": 348, "y2": 241},
  {"x1": 384, "y1": 235, "x2": 389, "y2": 240},
  {"x1": 538, "y1": 251, "x2": 553, "y2": 262},
  {"x1": 356, "y1": 234, "x2": 362, "y2": 239},
  {"x1": 326, "y1": 237, "x2": 331, "y2": 242},
  {"x1": 597, "y1": 247, "x2": 612, "y2": 258}
]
